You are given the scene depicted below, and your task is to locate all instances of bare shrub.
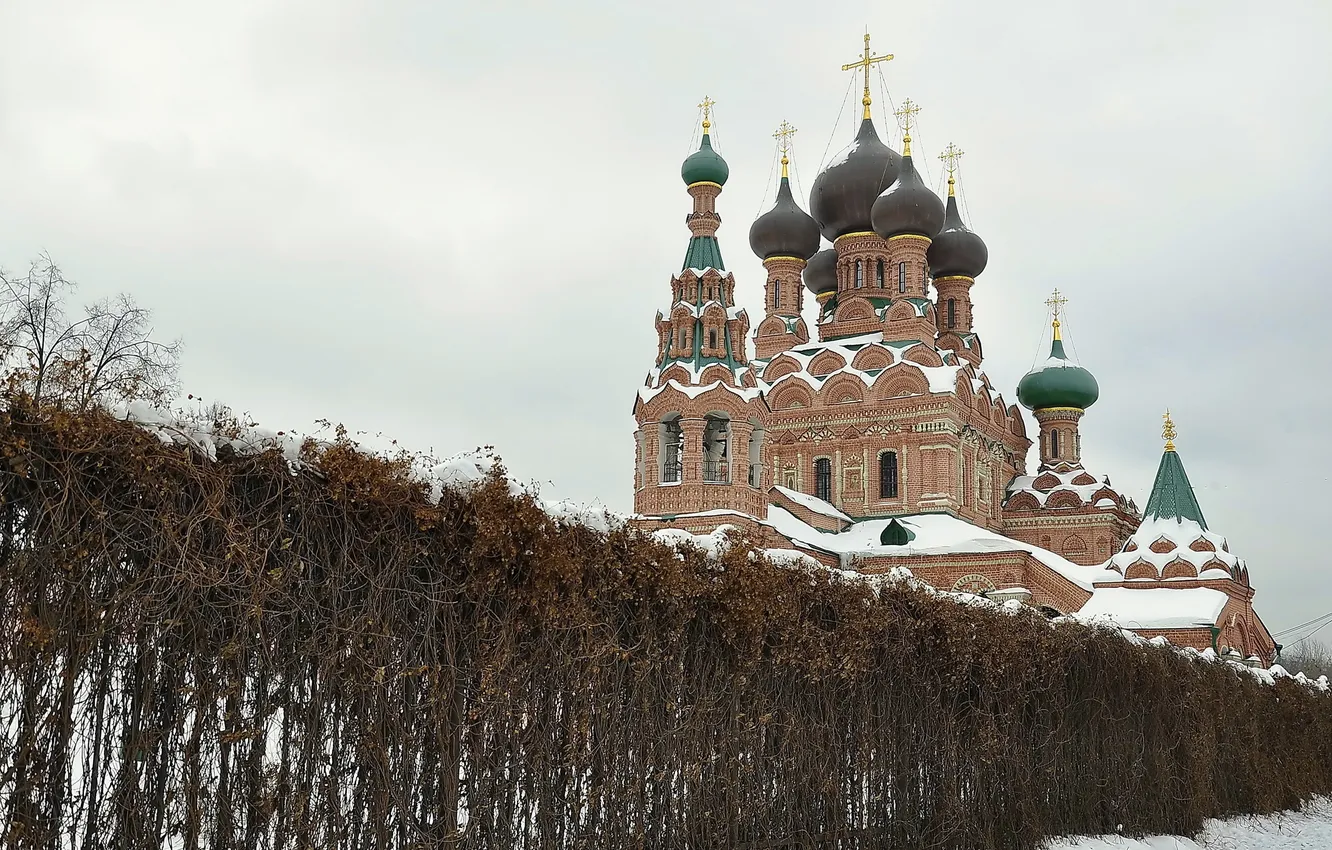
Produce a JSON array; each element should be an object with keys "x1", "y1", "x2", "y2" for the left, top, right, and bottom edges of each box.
[{"x1": 0, "y1": 402, "x2": 1330, "y2": 849}]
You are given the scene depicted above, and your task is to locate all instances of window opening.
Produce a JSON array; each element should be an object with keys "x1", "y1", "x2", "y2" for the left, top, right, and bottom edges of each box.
[
  {"x1": 814, "y1": 458, "x2": 832, "y2": 502},
  {"x1": 880, "y1": 451, "x2": 899, "y2": 498}
]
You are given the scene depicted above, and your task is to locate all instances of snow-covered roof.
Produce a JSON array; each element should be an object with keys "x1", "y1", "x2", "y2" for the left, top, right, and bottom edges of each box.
[
  {"x1": 757, "y1": 331, "x2": 976, "y2": 398},
  {"x1": 1107, "y1": 515, "x2": 1242, "y2": 578},
  {"x1": 764, "y1": 506, "x2": 1120, "y2": 591},
  {"x1": 1076, "y1": 586, "x2": 1230, "y2": 629},
  {"x1": 1006, "y1": 465, "x2": 1134, "y2": 513},
  {"x1": 638, "y1": 378, "x2": 762, "y2": 406},
  {"x1": 771, "y1": 485, "x2": 852, "y2": 522}
]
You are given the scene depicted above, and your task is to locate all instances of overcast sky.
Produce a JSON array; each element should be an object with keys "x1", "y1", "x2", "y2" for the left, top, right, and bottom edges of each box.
[{"x1": 1, "y1": 1, "x2": 1329, "y2": 638}]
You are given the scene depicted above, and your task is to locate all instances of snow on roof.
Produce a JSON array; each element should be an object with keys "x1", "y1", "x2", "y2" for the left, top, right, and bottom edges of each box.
[
  {"x1": 1006, "y1": 465, "x2": 1129, "y2": 513},
  {"x1": 639, "y1": 376, "x2": 762, "y2": 406},
  {"x1": 1075, "y1": 587, "x2": 1230, "y2": 629},
  {"x1": 764, "y1": 506, "x2": 1119, "y2": 591},
  {"x1": 772, "y1": 485, "x2": 852, "y2": 522},
  {"x1": 758, "y1": 332, "x2": 964, "y2": 396},
  {"x1": 683, "y1": 266, "x2": 731, "y2": 278},
  {"x1": 823, "y1": 138, "x2": 861, "y2": 171},
  {"x1": 1107, "y1": 514, "x2": 1242, "y2": 577}
]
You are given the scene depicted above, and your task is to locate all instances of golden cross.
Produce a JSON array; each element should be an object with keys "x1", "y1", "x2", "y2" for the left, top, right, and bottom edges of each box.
[
  {"x1": 698, "y1": 96, "x2": 716, "y2": 131},
  {"x1": 1162, "y1": 410, "x2": 1177, "y2": 452},
  {"x1": 774, "y1": 120, "x2": 797, "y2": 178},
  {"x1": 1045, "y1": 288, "x2": 1068, "y2": 341},
  {"x1": 894, "y1": 97, "x2": 921, "y2": 155},
  {"x1": 841, "y1": 32, "x2": 894, "y2": 120},
  {"x1": 939, "y1": 142, "x2": 964, "y2": 196}
]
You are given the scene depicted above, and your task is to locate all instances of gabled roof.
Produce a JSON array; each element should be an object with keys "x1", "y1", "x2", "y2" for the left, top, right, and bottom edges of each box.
[{"x1": 1142, "y1": 448, "x2": 1207, "y2": 529}]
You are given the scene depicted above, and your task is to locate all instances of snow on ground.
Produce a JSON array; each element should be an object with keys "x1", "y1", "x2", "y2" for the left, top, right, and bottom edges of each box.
[{"x1": 1044, "y1": 797, "x2": 1332, "y2": 849}]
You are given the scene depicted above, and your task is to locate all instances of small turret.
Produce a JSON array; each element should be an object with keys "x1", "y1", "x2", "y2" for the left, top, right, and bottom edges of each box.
[
  {"x1": 681, "y1": 96, "x2": 729, "y2": 187},
  {"x1": 1017, "y1": 291, "x2": 1099, "y2": 469}
]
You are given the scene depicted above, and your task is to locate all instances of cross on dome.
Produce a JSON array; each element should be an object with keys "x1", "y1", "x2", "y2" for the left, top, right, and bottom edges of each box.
[
  {"x1": 841, "y1": 31, "x2": 894, "y2": 120},
  {"x1": 939, "y1": 142, "x2": 964, "y2": 196},
  {"x1": 697, "y1": 96, "x2": 716, "y2": 132},
  {"x1": 1045, "y1": 288, "x2": 1068, "y2": 341},
  {"x1": 773, "y1": 120, "x2": 797, "y2": 177},
  {"x1": 894, "y1": 97, "x2": 921, "y2": 155}
]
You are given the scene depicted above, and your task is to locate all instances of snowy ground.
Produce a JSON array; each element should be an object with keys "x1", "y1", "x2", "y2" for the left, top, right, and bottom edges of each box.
[{"x1": 1045, "y1": 797, "x2": 1332, "y2": 849}]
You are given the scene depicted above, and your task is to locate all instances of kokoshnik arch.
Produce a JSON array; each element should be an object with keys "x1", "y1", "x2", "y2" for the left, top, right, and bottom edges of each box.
[{"x1": 628, "y1": 34, "x2": 1275, "y2": 664}]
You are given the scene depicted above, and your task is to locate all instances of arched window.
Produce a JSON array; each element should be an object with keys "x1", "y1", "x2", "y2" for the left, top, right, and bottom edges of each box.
[
  {"x1": 876, "y1": 259, "x2": 885, "y2": 287},
  {"x1": 854, "y1": 260, "x2": 864, "y2": 288},
  {"x1": 897, "y1": 262, "x2": 906, "y2": 293},
  {"x1": 921, "y1": 262, "x2": 929, "y2": 294},
  {"x1": 880, "y1": 451, "x2": 899, "y2": 499},
  {"x1": 947, "y1": 298, "x2": 956, "y2": 329},
  {"x1": 660, "y1": 417, "x2": 683, "y2": 483},
  {"x1": 708, "y1": 329, "x2": 717, "y2": 350},
  {"x1": 679, "y1": 329, "x2": 687, "y2": 350},
  {"x1": 772, "y1": 284, "x2": 781, "y2": 309},
  {"x1": 1050, "y1": 429, "x2": 1061, "y2": 458},
  {"x1": 814, "y1": 458, "x2": 832, "y2": 502}
]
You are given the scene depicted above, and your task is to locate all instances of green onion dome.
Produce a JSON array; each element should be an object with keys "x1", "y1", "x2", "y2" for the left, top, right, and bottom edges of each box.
[
  {"x1": 803, "y1": 247, "x2": 838, "y2": 298},
  {"x1": 870, "y1": 152, "x2": 945, "y2": 240},
  {"x1": 1017, "y1": 336, "x2": 1100, "y2": 411},
  {"x1": 927, "y1": 191, "x2": 988, "y2": 278},
  {"x1": 749, "y1": 175, "x2": 820, "y2": 261},
  {"x1": 809, "y1": 118, "x2": 900, "y2": 242},
  {"x1": 681, "y1": 131, "x2": 729, "y2": 187}
]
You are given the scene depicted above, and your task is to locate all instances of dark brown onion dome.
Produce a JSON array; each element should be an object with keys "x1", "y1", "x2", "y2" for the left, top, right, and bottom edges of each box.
[
  {"x1": 809, "y1": 118, "x2": 900, "y2": 243},
  {"x1": 749, "y1": 175, "x2": 820, "y2": 261},
  {"x1": 870, "y1": 154, "x2": 944, "y2": 240},
  {"x1": 927, "y1": 192, "x2": 988, "y2": 278},
  {"x1": 803, "y1": 247, "x2": 837, "y2": 297}
]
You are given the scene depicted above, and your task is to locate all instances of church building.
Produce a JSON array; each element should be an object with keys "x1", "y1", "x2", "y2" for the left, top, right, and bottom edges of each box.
[{"x1": 629, "y1": 36, "x2": 1275, "y2": 664}]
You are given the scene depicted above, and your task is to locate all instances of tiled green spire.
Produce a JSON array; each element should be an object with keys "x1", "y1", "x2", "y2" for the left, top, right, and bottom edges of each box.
[
  {"x1": 682, "y1": 236, "x2": 724, "y2": 271},
  {"x1": 1142, "y1": 412, "x2": 1208, "y2": 528}
]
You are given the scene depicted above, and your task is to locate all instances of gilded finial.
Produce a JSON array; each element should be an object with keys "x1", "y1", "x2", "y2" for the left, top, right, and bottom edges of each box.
[
  {"x1": 894, "y1": 98, "x2": 921, "y2": 157},
  {"x1": 1045, "y1": 288, "x2": 1068, "y2": 342},
  {"x1": 1162, "y1": 410, "x2": 1177, "y2": 452},
  {"x1": 774, "y1": 120, "x2": 797, "y2": 179},
  {"x1": 842, "y1": 31, "x2": 894, "y2": 121},
  {"x1": 698, "y1": 96, "x2": 716, "y2": 133},
  {"x1": 939, "y1": 142, "x2": 964, "y2": 198}
]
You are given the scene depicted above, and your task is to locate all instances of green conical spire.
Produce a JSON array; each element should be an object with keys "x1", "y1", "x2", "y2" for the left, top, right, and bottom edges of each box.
[{"x1": 1141, "y1": 412, "x2": 1208, "y2": 528}]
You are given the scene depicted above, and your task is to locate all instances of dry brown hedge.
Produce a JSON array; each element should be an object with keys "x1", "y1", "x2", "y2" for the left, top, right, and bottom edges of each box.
[{"x1": 0, "y1": 401, "x2": 1329, "y2": 850}]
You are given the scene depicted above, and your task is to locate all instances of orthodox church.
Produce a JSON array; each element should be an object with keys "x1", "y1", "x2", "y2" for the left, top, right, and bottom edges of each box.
[{"x1": 629, "y1": 36, "x2": 1276, "y2": 664}]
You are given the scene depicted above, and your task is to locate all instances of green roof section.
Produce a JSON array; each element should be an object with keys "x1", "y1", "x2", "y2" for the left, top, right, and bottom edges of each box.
[
  {"x1": 879, "y1": 518, "x2": 915, "y2": 546},
  {"x1": 1017, "y1": 336, "x2": 1100, "y2": 411},
  {"x1": 682, "y1": 236, "x2": 725, "y2": 271},
  {"x1": 681, "y1": 132, "x2": 729, "y2": 187},
  {"x1": 1142, "y1": 449, "x2": 1208, "y2": 529}
]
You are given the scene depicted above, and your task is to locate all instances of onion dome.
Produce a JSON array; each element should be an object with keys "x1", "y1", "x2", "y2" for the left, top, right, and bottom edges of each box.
[
  {"x1": 1017, "y1": 333, "x2": 1099, "y2": 411},
  {"x1": 809, "y1": 118, "x2": 899, "y2": 242},
  {"x1": 749, "y1": 172, "x2": 820, "y2": 261},
  {"x1": 681, "y1": 130, "x2": 729, "y2": 187},
  {"x1": 927, "y1": 189, "x2": 988, "y2": 278},
  {"x1": 803, "y1": 247, "x2": 838, "y2": 298},
  {"x1": 870, "y1": 151, "x2": 944, "y2": 239}
]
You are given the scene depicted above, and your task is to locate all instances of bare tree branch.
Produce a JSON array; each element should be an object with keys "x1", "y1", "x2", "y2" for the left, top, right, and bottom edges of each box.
[{"x1": 0, "y1": 255, "x2": 180, "y2": 409}]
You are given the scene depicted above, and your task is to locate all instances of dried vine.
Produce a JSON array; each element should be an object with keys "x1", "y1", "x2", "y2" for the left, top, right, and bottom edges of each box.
[{"x1": 0, "y1": 399, "x2": 1329, "y2": 850}]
